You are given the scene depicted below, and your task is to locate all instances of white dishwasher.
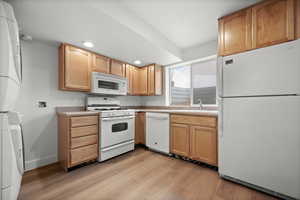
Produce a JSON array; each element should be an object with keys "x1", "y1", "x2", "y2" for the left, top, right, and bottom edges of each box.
[{"x1": 146, "y1": 112, "x2": 170, "y2": 154}]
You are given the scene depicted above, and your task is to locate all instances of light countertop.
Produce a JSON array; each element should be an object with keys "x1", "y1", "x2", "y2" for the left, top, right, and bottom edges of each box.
[
  {"x1": 133, "y1": 109, "x2": 218, "y2": 117},
  {"x1": 57, "y1": 109, "x2": 218, "y2": 117}
]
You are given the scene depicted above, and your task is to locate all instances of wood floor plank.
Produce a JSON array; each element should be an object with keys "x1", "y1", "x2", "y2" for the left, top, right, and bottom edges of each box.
[{"x1": 19, "y1": 148, "x2": 279, "y2": 200}]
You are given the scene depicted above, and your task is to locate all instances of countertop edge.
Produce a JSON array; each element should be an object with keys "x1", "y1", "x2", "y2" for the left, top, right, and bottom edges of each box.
[{"x1": 57, "y1": 109, "x2": 218, "y2": 117}]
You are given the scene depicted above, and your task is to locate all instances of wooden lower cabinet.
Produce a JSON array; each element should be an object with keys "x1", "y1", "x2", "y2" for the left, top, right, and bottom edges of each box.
[
  {"x1": 135, "y1": 112, "x2": 145, "y2": 144},
  {"x1": 58, "y1": 114, "x2": 99, "y2": 171},
  {"x1": 170, "y1": 124, "x2": 190, "y2": 157},
  {"x1": 170, "y1": 114, "x2": 218, "y2": 166},
  {"x1": 189, "y1": 126, "x2": 217, "y2": 166},
  {"x1": 70, "y1": 144, "x2": 98, "y2": 166}
]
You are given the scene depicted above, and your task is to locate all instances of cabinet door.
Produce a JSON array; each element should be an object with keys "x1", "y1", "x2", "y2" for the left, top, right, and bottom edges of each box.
[
  {"x1": 138, "y1": 67, "x2": 148, "y2": 95},
  {"x1": 190, "y1": 126, "x2": 217, "y2": 166},
  {"x1": 135, "y1": 112, "x2": 145, "y2": 144},
  {"x1": 147, "y1": 65, "x2": 155, "y2": 95},
  {"x1": 171, "y1": 123, "x2": 190, "y2": 157},
  {"x1": 218, "y1": 8, "x2": 252, "y2": 56},
  {"x1": 92, "y1": 54, "x2": 110, "y2": 74},
  {"x1": 110, "y1": 59, "x2": 125, "y2": 77},
  {"x1": 125, "y1": 64, "x2": 133, "y2": 95},
  {"x1": 252, "y1": 0, "x2": 295, "y2": 48},
  {"x1": 64, "y1": 45, "x2": 91, "y2": 91},
  {"x1": 154, "y1": 65, "x2": 163, "y2": 95},
  {"x1": 132, "y1": 67, "x2": 139, "y2": 95}
]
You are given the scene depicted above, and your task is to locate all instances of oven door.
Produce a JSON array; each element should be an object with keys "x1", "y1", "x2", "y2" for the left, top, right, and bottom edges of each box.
[{"x1": 101, "y1": 116, "x2": 135, "y2": 148}]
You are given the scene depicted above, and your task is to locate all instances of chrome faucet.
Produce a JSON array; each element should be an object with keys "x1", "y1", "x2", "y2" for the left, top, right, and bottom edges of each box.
[{"x1": 197, "y1": 98, "x2": 203, "y2": 110}]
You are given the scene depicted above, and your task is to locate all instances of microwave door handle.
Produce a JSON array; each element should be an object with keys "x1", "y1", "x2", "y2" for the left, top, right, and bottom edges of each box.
[{"x1": 102, "y1": 116, "x2": 135, "y2": 121}]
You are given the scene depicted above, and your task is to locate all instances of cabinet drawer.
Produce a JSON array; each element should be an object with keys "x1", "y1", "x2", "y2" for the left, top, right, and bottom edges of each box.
[
  {"x1": 70, "y1": 144, "x2": 98, "y2": 166},
  {"x1": 71, "y1": 116, "x2": 98, "y2": 127},
  {"x1": 71, "y1": 125, "x2": 98, "y2": 138},
  {"x1": 171, "y1": 115, "x2": 217, "y2": 128},
  {"x1": 71, "y1": 135, "x2": 98, "y2": 149}
]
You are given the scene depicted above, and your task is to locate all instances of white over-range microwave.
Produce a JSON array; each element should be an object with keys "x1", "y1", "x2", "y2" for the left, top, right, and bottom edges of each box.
[{"x1": 91, "y1": 72, "x2": 128, "y2": 95}]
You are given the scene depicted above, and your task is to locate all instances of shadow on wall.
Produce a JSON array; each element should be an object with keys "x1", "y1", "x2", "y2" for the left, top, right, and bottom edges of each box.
[{"x1": 23, "y1": 111, "x2": 58, "y2": 170}]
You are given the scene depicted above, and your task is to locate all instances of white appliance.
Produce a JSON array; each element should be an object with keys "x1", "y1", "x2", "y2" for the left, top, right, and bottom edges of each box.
[
  {"x1": 218, "y1": 39, "x2": 300, "y2": 200},
  {"x1": 146, "y1": 113, "x2": 170, "y2": 154},
  {"x1": 0, "y1": 1, "x2": 24, "y2": 200},
  {"x1": 91, "y1": 72, "x2": 128, "y2": 95},
  {"x1": 86, "y1": 97, "x2": 135, "y2": 162}
]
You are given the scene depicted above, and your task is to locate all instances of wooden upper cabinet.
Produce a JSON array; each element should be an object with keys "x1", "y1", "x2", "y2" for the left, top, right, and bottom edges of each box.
[
  {"x1": 154, "y1": 65, "x2": 163, "y2": 95},
  {"x1": 148, "y1": 65, "x2": 155, "y2": 95},
  {"x1": 59, "y1": 44, "x2": 91, "y2": 91},
  {"x1": 125, "y1": 64, "x2": 133, "y2": 95},
  {"x1": 171, "y1": 123, "x2": 190, "y2": 157},
  {"x1": 296, "y1": 0, "x2": 300, "y2": 39},
  {"x1": 92, "y1": 54, "x2": 110, "y2": 74},
  {"x1": 252, "y1": 0, "x2": 295, "y2": 48},
  {"x1": 218, "y1": 8, "x2": 252, "y2": 56},
  {"x1": 137, "y1": 67, "x2": 148, "y2": 95},
  {"x1": 147, "y1": 64, "x2": 163, "y2": 96},
  {"x1": 110, "y1": 59, "x2": 125, "y2": 77},
  {"x1": 189, "y1": 126, "x2": 217, "y2": 166},
  {"x1": 218, "y1": 0, "x2": 299, "y2": 56},
  {"x1": 132, "y1": 67, "x2": 140, "y2": 95},
  {"x1": 58, "y1": 43, "x2": 163, "y2": 95}
]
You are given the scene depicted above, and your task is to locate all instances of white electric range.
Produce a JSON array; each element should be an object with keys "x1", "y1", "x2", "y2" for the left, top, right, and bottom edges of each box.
[{"x1": 86, "y1": 97, "x2": 135, "y2": 162}]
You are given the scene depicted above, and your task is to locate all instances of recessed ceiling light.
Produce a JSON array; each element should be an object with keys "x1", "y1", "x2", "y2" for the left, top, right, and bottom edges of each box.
[
  {"x1": 83, "y1": 41, "x2": 94, "y2": 48},
  {"x1": 134, "y1": 60, "x2": 142, "y2": 65}
]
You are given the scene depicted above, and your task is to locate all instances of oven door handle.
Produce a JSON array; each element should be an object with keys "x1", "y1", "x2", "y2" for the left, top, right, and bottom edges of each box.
[{"x1": 102, "y1": 116, "x2": 135, "y2": 121}]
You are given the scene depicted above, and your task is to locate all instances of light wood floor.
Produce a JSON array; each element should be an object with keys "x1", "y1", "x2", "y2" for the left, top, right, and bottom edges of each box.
[{"x1": 19, "y1": 148, "x2": 279, "y2": 200}]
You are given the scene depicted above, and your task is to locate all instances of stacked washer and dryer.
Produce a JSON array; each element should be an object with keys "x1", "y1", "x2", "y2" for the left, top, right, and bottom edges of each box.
[{"x1": 0, "y1": 1, "x2": 24, "y2": 200}]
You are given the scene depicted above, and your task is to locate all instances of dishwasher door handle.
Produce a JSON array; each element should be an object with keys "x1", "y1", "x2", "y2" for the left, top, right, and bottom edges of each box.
[{"x1": 147, "y1": 116, "x2": 169, "y2": 120}]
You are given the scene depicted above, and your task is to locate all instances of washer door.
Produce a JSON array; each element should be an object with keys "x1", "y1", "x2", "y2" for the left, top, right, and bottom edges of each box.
[{"x1": 10, "y1": 125, "x2": 24, "y2": 175}]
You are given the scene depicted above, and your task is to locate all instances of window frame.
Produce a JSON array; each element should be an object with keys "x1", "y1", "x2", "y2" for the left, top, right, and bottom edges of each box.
[{"x1": 166, "y1": 55, "x2": 217, "y2": 107}]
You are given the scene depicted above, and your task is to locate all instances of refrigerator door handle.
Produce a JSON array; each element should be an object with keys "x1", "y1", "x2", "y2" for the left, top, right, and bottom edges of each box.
[
  {"x1": 217, "y1": 57, "x2": 223, "y2": 97},
  {"x1": 218, "y1": 97, "x2": 223, "y2": 138}
]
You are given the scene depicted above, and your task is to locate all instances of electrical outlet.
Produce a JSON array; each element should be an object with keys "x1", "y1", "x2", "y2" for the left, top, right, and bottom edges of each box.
[{"x1": 38, "y1": 101, "x2": 47, "y2": 108}]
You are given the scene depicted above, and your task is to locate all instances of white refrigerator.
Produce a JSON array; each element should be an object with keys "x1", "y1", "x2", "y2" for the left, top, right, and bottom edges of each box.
[
  {"x1": 0, "y1": 1, "x2": 24, "y2": 200},
  {"x1": 218, "y1": 39, "x2": 300, "y2": 200}
]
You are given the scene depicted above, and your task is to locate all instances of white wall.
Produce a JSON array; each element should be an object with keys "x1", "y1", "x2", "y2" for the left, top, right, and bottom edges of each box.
[
  {"x1": 182, "y1": 40, "x2": 217, "y2": 61},
  {"x1": 16, "y1": 41, "x2": 141, "y2": 170}
]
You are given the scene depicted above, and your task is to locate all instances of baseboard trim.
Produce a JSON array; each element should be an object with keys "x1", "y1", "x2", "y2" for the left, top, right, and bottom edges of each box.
[{"x1": 25, "y1": 155, "x2": 57, "y2": 171}]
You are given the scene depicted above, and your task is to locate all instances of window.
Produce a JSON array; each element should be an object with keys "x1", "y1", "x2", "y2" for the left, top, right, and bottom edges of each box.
[
  {"x1": 167, "y1": 57, "x2": 216, "y2": 106},
  {"x1": 169, "y1": 66, "x2": 191, "y2": 105}
]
